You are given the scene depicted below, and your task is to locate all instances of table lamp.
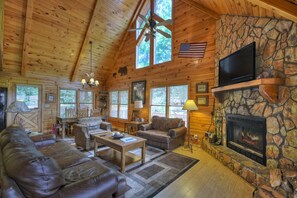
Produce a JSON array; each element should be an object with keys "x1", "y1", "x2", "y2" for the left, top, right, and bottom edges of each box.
[
  {"x1": 182, "y1": 99, "x2": 198, "y2": 152},
  {"x1": 6, "y1": 100, "x2": 31, "y2": 126},
  {"x1": 133, "y1": 100, "x2": 143, "y2": 121}
]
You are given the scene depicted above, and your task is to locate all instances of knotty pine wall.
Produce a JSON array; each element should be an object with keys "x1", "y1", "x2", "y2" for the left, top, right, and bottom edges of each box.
[
  {"x1": 0, "y1": 74, "x2": 99, "y2": 132},
  {"x1": 106, "y1": 0, "x2": 217, "y2": 140}
]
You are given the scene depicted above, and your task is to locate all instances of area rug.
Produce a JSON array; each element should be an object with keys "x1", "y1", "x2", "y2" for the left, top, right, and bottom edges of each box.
[
  {"x1": 63, "y1": 137, "x2": 199, "y2": 198},
  {"x1": 93, "y1": 149, "x2": 199, "y2": 198}
]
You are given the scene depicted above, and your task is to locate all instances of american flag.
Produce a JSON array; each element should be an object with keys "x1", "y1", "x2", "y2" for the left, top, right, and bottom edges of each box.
[{"x1": 178, "y1": 42, "x2": 207, "y2": 58}]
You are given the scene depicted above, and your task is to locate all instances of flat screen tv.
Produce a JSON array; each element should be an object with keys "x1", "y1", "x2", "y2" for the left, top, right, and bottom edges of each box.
[{"x1": 219, "y1": 42, "x2": 256, "y2": 87}]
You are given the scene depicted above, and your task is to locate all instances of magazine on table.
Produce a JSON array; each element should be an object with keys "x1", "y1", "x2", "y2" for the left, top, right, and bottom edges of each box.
[{"x1": 120, "y1": 137, "x2": 136, "y2": 143}]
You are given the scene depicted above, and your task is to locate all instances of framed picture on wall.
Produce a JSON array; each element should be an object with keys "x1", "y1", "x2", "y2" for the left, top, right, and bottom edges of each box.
[
  {"x1": 46, "y1": 93, "x2": 55, "y2": 103},
  {"x1": 131, "y1": 80, "x2": 146, "y2": 104},
  {"x1": 196, "y1": 95, "x2": 209, "y2": 106},
  {"x1": 196, "y1": 82, "x2": 208, "y2": 93}
]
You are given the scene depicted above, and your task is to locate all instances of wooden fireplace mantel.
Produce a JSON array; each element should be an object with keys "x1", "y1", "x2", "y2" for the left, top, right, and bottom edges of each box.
[{"x1": 211, "y1": 78, "x2": 284, "y2": 103}]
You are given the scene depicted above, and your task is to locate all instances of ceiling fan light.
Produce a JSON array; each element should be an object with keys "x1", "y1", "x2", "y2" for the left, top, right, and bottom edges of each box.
[
  {"x1": 95, "y1": 80, "x2": 99, "y2": 86},
  {"x1": 89, "y1": 78, "x2": 94, "y2": 84},
  {"x1": 81, "y1": 79, "x2": 86, "y2": 84}
]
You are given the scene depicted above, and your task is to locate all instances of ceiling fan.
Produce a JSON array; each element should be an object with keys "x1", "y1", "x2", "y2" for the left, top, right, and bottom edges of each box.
[{"x1": 129, "y1": 10, "x2": 173, "y2": 42}]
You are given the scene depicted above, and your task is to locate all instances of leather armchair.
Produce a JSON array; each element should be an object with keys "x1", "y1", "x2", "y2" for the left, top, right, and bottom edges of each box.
[{"x1": 73, "y1": 117, "x2": 112, "y2": 150}]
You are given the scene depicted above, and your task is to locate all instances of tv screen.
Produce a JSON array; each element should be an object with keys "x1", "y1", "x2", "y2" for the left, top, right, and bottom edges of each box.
[{"x1": 219, "y1": 42, "x2": 256, "y2": 87}]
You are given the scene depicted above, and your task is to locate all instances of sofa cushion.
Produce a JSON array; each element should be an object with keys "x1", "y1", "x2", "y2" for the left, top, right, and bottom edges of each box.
[
  {"x1": 151, "y1": 116, "x2": 167, "y2": 131},
  {"x1": 151, "y1": 116, "x2": 184, "y2": 131},
  {"x1": 137, "y1": 130, "x2": 170, "y2": 143},
  {"x1": 38, "y1": 141, "x2": 90, "y2": 169},
  {"x1": 78, "y1": 117, "x2": 102, "y2": 127}
]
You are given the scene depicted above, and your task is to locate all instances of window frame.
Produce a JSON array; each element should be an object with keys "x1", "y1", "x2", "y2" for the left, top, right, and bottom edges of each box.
[
  {"x1": 109, "y1": 90, "x2": 129, "y2": 120},
  {"x1": 15, "y1": 84, "x2": 40, "y2": 110},
  {"x1": 59, "y1": 88, "x2": 77, "y2": 117},
  {"x1": 150, "y1": 84, "x2": 188, "y2": 122},
  {"x1": 135, "y1": 0, "x2": 173, "y2": 69},
  {"x1": 78, "y1": 90, "x2": 93, "y2": 110}
]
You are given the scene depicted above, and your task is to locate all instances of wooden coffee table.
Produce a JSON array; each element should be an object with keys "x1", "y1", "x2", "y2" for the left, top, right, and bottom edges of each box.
[{"x1": 92, "y1": 133, "x2": 146, "y2": 173}]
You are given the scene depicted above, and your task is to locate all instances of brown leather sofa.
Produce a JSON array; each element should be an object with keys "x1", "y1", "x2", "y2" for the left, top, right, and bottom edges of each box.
[
  {"x1": 73, "y1": 117, "x2": 112, "y2": 150},
  {"x1": 0, "y1": 126, "x2": 126, "y2": 198},
  {"x1": 136, "y1": 116, "x2": 187, "y2": 150}
]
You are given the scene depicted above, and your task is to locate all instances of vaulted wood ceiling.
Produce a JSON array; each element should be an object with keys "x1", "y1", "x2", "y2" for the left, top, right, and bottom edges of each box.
[{"x1": 2, "y1": 0, "x2": 297, "y2": 85}]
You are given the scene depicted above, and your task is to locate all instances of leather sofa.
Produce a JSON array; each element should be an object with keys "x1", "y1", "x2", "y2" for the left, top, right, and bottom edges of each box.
[
  {"x1": 136, "y1": 116, "x2": 187, "y2": 150},
  {"x1": 0, "y1": 126, "x2": 126, "y2": 198},
  {"x1": 73, "y1": 117, "x2": 112, "y2": 150}
]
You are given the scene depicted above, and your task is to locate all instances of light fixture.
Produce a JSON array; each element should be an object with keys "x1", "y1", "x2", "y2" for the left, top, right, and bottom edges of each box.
[
  {"x1": 182, "y1": 99, "x2": 198, "y2": 153},
  {"x1": 81, "y1": 41, "x2": 99, "y2": 87},
  {"x1": 6, "y1": 100, "x2": 31, "y2": 126},
  {"x1": 132, "y1": 100, "x2": 143, "y2": 121}
]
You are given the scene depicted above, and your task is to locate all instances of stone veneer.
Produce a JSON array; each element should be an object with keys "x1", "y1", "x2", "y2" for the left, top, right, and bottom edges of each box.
[
  {"x1": 203, "y1": 15, "x2": 297, "y2": 197},
  {"x1": 214, "y1": 15, "x2": 297, "y2": 168}
]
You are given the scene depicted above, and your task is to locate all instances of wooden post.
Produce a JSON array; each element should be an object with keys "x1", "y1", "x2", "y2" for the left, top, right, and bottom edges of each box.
[{"x1": 0, "y1": 0, "x2": 3, "y2": 71}]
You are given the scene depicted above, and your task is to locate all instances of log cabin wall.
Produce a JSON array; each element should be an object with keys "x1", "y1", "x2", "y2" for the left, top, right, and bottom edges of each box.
[
  {"x1": 0, "y1": 75, "x2": 98, "y2": 132},
  {"x1": 106, "y1": 0, "x2": 217, "y2": 140}
]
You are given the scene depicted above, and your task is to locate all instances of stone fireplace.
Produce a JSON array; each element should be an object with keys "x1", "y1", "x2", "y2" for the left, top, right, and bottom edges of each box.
[
  {"x1": 201, "y1": 14, "x2": 297, "y2": 197},
  {"x1": 226, "y1": 114, "x2": 266, "y2": 165}
]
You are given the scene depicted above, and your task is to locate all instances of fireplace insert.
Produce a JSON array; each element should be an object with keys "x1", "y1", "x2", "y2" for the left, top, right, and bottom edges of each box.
[{"x1": 226, "y1": 114, "x2": 266, "y2": 165}]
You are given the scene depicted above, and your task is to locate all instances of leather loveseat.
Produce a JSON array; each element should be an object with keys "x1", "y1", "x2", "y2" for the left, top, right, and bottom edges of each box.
[
  {"x1": 136, "y1": 116, "x2": 187, "y2": 150},
  {"x1": 73, "y1": 117, "x2": 112, "y2": 150},
  {"x1": 0, "y1": 126, "x2": 126, "y2": 198}
]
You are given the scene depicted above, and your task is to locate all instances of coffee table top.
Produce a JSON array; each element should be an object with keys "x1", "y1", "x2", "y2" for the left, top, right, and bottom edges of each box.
[{"x1": 91, "y1": 132, "x2": 146, "y2": 146}]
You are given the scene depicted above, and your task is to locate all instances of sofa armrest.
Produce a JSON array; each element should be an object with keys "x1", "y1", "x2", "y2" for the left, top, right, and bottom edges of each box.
[
  {"x1": 139, "y1": 123, "x2": 152, "y2": 131},
  {"x1": 30, "y1": 134, "x2": 56, "y2": 147},
  {"x1": 52, "y1": 173, "x2": 121, "y2": 198},
  {"x1": 168, "y1": 127, "x2": 187, "y2": 138},
  {"x1": 100, "y1": 122, "x2": 112, "y2": 131},
  {"x1": 73, "y1": 124, "x2": 90, "y2": 138}
]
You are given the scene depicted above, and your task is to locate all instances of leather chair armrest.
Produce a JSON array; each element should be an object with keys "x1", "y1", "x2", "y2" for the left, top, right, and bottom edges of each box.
[
  {"x1": 168, "y1": 127, "x2": 187, "y2": 138},
  {"x1": 100, "y1": 122, "x2": 112, "y2": 131},
  {"x1": 139, "y1": 123, "x2": 152, "y2": 131},
  {"x1": 73, "y1": 124, "x2": 90, "y2": 138}
]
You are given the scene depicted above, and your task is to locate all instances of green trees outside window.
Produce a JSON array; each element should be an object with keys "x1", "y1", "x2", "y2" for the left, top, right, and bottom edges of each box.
[
  {"x1": 16, "y1": 85, "x2": 39, "y2": 109},
  {"x1": 136, "y1": 0, "x2": 172, "y2": 68}
]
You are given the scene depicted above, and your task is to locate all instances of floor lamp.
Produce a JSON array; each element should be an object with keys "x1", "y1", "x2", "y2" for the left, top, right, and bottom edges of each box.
[{"x1": 182, "y1": 99, "x2": 198, "y2": 153}]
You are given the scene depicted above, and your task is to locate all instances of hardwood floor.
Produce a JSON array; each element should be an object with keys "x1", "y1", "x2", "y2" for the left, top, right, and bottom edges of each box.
[{"x1": 154, "y1": 145, "x2": 255, "y2": 198}]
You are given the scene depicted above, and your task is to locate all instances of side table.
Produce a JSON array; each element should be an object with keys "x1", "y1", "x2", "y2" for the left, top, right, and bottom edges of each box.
[{"x1": 124, "y1": 121, "x2": 147, "y2": 135}]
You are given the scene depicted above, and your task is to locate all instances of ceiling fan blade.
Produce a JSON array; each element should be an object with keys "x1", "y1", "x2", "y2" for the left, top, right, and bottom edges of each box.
[
  {"x1": 156, "y1": 19, "x2": 174, "y2": 27},
  {"x1": 128, "y1": 28, "x2": 144, "y2": 32},
  {"x1": 156, "y1": 29, "x2": 171, "y2": 38},
  {"x1": 139, "y1": 14, "x2": 149, "y2": 25}
]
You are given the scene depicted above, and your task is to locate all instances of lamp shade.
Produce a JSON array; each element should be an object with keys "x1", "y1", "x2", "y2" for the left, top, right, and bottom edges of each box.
[
  {"x1": 134, "y1": 100, "x2": 143, "y2": 109},
  {"x1": 182, "y1": 99, "x2": 198, "y2": 111},
  {"x1": 6, "y1": 101, "x2": 31, "y2": 113}
]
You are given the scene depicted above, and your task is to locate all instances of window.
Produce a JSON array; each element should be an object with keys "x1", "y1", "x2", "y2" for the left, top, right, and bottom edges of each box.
[
  {"x1": 150, "y1": 85, "x2": 188, "y2": 122},
  {"x1": 16, "y1": 85, "x2": 39, "y2": 109},
  {"x1": 60, "y1": 89, "x2": 76, "y2": 117},
  {"x1": 136, "y1": 38, "x2": 150, "y2": 68},
  {"x1": 136, "y1": 0, "x2": 172, "y2": 69},
  {"x1": 154, "y1": 26, "x2": 172, "y2": 64},
  {"x1": 109, "y1": 90, "x2": 128, "y2": 119},
  {"x1": 79, "y1": 91, "x2": 93, "y2": 110}
]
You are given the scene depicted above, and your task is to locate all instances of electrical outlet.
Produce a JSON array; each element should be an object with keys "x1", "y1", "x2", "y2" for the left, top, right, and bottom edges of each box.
[{"x1": 194, "y1": 135, "x2": 198, "y2": 140}]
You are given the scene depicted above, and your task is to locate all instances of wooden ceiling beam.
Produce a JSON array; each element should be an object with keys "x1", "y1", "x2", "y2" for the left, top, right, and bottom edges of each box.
[
  {"x1": 0, "y1": 0, "x2": 3, "y2": 71},
  {"x1": 71, "y1": 0, "x2": 100, "y2": 82},
  {"x1": 113, "y1": 0, "x2": 147, "y2": 65},
  {"x1": 180, "y1": 0, "x2": 220, "y2": 20},
  {"x1": 21, "y1": 0, "x2": 34, "y2": 77},
  {"x1": 246, "y1": 0, "x2": 297, "y2": 23}
]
